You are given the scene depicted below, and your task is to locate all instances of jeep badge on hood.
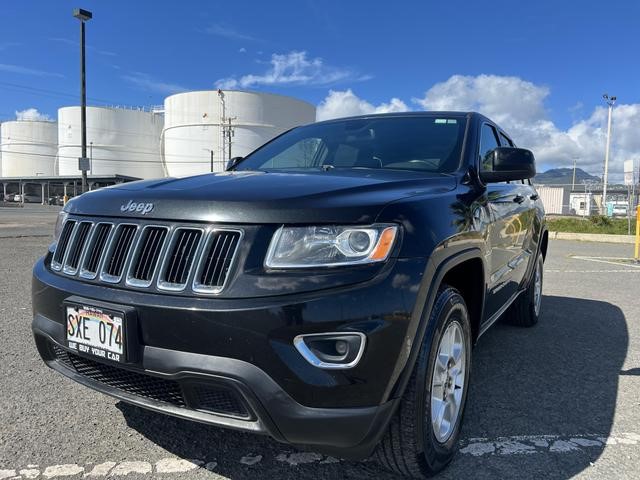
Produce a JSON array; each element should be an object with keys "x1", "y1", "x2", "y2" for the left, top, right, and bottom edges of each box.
[{"x1": 120, "y1": 200, "x2": 154, "y2": 215}]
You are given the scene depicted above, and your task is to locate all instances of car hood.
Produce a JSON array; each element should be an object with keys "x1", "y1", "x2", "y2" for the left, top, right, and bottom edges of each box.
[{"x1": 66, "y1": 170, "x2": 457, "y2": 224}]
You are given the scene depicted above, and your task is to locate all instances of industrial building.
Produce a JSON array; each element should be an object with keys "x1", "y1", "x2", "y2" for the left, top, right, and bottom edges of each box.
[
  {"x1": 536, "y1": 186, "x2": 571, "y2": 215},
  {"x1": 163, "y1": 90, "x2": 315, "y2": 176},
  {"x1": 0, "y1": 90, "x2": 316, "y2": 203},
  {"x1": 537, "y1": 183, "x2": 632, "y2": 216}
]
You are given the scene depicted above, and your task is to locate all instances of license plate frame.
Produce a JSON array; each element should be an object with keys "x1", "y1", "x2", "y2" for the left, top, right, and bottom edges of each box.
[{"x1": 64, "y1": 300, "x2": 134, "y2": 363}]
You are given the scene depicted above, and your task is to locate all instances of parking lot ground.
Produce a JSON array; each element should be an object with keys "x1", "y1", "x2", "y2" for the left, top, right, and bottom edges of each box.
[
  {"x1": 0, "y1": 203, "x2": 60, "y2": 238},
  {"x1": 1, "y1": 211, "x2": 639, "y2": 479}
]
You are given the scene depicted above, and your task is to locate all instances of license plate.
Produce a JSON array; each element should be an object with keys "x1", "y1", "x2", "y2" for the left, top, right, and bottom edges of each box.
[{"x1": 66, "y1": 304, "x2": 125, "y2": 363}]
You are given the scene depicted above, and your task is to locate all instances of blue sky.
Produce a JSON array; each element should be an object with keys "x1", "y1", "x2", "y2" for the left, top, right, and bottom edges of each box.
[{"x1": 2, "y1": 0, "x2": 640, "y2": 175}]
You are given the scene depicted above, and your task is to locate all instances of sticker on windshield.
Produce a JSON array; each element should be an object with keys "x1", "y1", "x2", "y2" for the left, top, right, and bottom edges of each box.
[{"x1": 435, "y1": 119, "x2": 457, "y2": 124}]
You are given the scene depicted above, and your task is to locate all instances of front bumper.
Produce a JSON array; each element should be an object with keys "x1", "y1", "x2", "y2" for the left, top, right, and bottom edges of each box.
[{"x1": 32, "y1": 255, "x2": 426, "y2": 457}]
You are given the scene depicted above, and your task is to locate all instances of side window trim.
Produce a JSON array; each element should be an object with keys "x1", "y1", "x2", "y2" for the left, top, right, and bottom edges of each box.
[
  {"x1": 478, "y1": 122, "x2": 501, "y2": 172},
  {"x1": 499, "y1": 132, "x2": 514, "y2": 147}
]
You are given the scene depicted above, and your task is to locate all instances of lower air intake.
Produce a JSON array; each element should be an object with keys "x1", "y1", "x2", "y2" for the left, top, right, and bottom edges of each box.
[
  {"x1": 51, "y1": 344, "x2": 251, "y2": 419},
  {"x1": 188, "y1": 384, "x2": 250, "y2": 418},
  {"x1": 52, "y1": 344, "x2": 185, "y2": 406}
]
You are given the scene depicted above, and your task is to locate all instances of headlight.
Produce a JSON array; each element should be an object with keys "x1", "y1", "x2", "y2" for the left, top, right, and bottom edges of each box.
[
  {"x1": 265, "y1": 224, "x2": 398, "y2": 268},
  {"x1": 53, "y1": 210, "x2": 69, "y2": 243}
]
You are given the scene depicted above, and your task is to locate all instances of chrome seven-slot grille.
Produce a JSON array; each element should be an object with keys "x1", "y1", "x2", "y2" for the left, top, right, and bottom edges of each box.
[{"x1": 51, "y1": 218, "x2": 242, "y2": 294}]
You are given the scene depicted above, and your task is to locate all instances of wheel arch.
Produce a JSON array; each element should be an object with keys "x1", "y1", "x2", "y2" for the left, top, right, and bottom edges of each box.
[
  {"x1": 387, "y1": 247, "x2": 486, "y2": 401},
  {"x1": 441, "y1": 256, "x2": 485, "y2": 342},
  {"x1": 540, "y1": 228, "x2": 549, "y2": 260}
]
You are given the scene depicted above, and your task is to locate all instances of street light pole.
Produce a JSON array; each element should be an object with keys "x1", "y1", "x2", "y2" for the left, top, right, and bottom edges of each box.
[
  {"x1": 602, "y1": 93, "x2": 616, "y2": 214},
  {"x1": 73, "y1": 8, "x2": 92, "y2": 194}
]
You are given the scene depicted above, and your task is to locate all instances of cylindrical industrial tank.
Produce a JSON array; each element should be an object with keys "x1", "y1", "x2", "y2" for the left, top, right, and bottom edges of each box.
[
  {"x1": 0, "y1": 120, "x2": 58, "y2": 177},
  {"x1": 57, "y1": 106, "x2": 164, "y2": 179},
  {"x1": 163, "y1": 90, "x2": 316, "y2": 177}
]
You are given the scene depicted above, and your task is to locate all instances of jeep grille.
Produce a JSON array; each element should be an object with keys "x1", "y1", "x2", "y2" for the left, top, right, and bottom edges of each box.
[{"x1": 51, "y1": 217, "x2": 242, "y2": 295}]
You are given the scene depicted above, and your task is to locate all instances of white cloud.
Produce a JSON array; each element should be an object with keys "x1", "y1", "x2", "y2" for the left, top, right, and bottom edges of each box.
[
  {"x1": 205, "y1": 24, "x2": 257, "y2": 42},
  {"x1": 15, "y1": 108, "x2": 52, "y2": 121},
  {"x1": 215, "y1": 51, "x2": 370, "y2": 89},
  {"x1": 415, "y1": 74, "x2": 549, "y2": 125},
  {"x1": 415, "y1": 75, "x2": 639, "y2": 179},
  {"x1": 238, "y1": 47, "x2": 247, "y2": 53},
  {"x1": 317, "y1": 75, "x2": 639, "y2": 180},
  {"x1": 317, "y1": 89, "x2": 408, "y2": 120},
  {"x1": 0, "y1": 63, "x2": 64, "y2": 78},
  {"x1": 121, "y1": 72, "x2": 187, "y2": 94}
]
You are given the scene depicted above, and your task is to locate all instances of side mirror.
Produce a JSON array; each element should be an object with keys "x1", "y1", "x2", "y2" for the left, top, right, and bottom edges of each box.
[
  {"x1": 480, "y1": 147, "x2": 536, "y2": 183},
  {"x1": 226, "y1": 156, "x2": 243, "y2": 171}
]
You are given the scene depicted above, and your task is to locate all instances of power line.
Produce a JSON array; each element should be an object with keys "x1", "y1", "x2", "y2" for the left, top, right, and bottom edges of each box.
[
  {"x1": 0, "y1": 141, "x2": 227, "y2": 161},
  {"x1": 0, "y1": 148, "x2": 213, "y2": 164},
  {"x1": 0, "y1": 81, "x2": 130, "y2": 107},
  {"x1": 1, "y1": 128, "x2": 261, "y2": 159}
]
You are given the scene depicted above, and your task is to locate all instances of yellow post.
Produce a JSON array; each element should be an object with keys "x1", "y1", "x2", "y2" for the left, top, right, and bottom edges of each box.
[{"x1": 636, "y1": 206, "x2": 640, "y2": 261}]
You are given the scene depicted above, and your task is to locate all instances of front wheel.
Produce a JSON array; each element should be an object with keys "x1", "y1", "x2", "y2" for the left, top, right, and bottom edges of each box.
[{"x1": 375, "y1": 286, "x2": 472, "y2": 478}]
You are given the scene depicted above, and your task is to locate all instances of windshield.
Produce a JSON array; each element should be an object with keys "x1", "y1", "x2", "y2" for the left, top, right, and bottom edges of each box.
[{"x1": 235, "y1": 115, "x2": 467, "y2": 174}]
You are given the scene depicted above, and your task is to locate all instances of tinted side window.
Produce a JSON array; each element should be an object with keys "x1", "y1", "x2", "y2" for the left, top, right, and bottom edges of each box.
[
  {"x1": 499, "y1": 133, "x2": 513, "y2": 147},
  {"x1": 479, "y1": 124, "x2": 500, "y2": 171}
]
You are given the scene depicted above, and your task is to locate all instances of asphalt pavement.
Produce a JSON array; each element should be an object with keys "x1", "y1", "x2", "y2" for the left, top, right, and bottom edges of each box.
[
  {"x1": 1, "y1": 208, "x2": 639, "y2": 479},
  {"x1": 0, "y1": 203, "x2": 61, "y2": 238}
]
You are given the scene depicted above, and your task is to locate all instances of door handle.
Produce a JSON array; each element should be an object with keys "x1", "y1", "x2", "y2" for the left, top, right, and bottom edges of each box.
[
  {"x1": 513, "y1": 195, "x2": 525, "y2": 204},
  {"x1": 530, "y1": 194, "x2": 539, "y2": 201}
]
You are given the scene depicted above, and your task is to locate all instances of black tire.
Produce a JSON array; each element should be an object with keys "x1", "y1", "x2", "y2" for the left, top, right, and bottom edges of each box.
[
  {"x1": 504, "y1": 252, "x2": 544, "y2": 327},
  {"x1": 375, "y1": 286, "x2": 472, "y2": 478}
]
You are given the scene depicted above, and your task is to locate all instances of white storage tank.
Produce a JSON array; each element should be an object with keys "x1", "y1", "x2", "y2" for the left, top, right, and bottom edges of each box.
[
  {"x1": 0, "y1": 120, "x2": 57, "y2": 177},
  {"x1": 57, "y1": 106, "x2": 164, "y2": 179},
  {"x1": 163, "y1": 90, "x2": 316, "y2": 177}
]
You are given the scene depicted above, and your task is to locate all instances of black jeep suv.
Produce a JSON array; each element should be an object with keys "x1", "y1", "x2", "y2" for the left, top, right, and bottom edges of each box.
[{"x1": 32, "y1": 112, "x2": 547, "y2": 477}]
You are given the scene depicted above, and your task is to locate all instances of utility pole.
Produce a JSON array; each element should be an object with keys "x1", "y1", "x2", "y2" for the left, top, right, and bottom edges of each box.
[
  {"x1": 602, "y1": 93, "x2": 616, "y2": 214},
  {"x1": 217, "y1": 89, "x2": 236, "y2": 168},
  {"x1": 73, "y1": 8, "x2": 92, "y2": 194},
  {"x1": 217, "y1": 90, "x2": 227, "y2": 163},
  {"x1": 571, "y1": 156, "x2": 578, "y2": 191},
  {"x1": 225, "y1": 117, "x2": 235, "y2": 161}
]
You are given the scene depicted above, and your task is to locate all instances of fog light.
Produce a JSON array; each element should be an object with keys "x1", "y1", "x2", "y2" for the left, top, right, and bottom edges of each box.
[
  {"x1": 335, "y1": 340, "x2": 348, "y2": 356},
  {"x1": 293, "y1": 332, "x2": 366, "y2": 369}
]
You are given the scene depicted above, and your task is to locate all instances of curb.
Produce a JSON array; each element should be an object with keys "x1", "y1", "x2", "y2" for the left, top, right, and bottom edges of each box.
[{"x1": 549, "y1": 231, "x2": 635, "y2": 244}]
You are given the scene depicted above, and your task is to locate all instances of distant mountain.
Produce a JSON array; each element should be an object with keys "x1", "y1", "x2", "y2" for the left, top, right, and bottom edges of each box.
[{"x1": 535, "y1": 168, "x2": 600, "y2": 185}]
